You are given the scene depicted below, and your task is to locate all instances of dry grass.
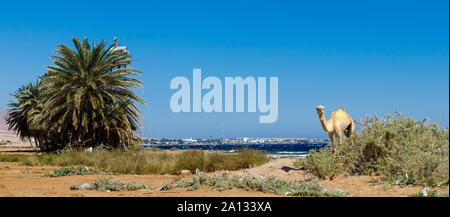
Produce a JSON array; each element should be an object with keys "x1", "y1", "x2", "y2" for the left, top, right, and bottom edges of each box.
[{"x1": 1, "y1": 148, "x2": 269, "y2": 175}]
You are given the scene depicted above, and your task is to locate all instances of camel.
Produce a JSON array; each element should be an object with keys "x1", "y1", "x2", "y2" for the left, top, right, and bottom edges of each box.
[{"x1": 315, "y1": 105, "x2": 354, "y2": 146}]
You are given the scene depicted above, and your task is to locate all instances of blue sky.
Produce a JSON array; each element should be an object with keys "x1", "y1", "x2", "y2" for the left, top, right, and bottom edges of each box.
[{"x1": 0, "y1": 0, "x2": 448, "y2": 138}]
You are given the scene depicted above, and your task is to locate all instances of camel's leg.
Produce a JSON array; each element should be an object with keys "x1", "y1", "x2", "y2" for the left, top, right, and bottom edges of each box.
[
  {"x1": 328, "y1": 133, "x2": 334, "y2": 146},
  {"x1": 329, "y1": 133, "x2": 337, "y2": 157},
  {"x1": 336, "y1": 133, "x2": 343, "y2": 144},
  {"x1": 350, "y1": 121, "x2": 354, "y2": 137}
]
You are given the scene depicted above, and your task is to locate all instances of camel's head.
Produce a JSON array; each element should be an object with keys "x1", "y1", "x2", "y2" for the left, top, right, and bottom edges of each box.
[{"x1": 315, "y1": 105, "x2": 325, "y2": 115}]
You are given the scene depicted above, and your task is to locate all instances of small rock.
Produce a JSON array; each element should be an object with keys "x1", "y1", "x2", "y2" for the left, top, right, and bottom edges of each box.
[
  {"x1": 421, "y1": 187, "x2": 430, "y2": 197},
  {"x1": 336, "y1": 188, "x2": 344, "y2": 193},
  {"x1": 160, "y1": 185, "x2": 170, "y2": 191},
  {"x1": 395, "y1": 175, "x2": 402, "y2": 184}
]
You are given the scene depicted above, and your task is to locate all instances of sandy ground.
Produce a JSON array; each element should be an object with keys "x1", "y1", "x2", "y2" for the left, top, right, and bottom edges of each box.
[
  {"x1": 0, "y1": 161, "x2": 278, "y2": 197},
  {"x1": 1, "y1": 155, "x2": 447, "y2": 197}
]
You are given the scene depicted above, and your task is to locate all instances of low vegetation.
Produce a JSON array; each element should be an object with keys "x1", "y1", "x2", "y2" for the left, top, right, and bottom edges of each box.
[
  {"x1": 296, "y1": 111, "x2": 449, "y2": 187},
  {"x1": 44, "y1": 166, "x2": 100, "y2": 177},
  {"x1": 71, "y1": 177, "x2": 153, "y2": 191},
  {"x1": 409, "y1": 189, "x2": 448, "y2": 197},
  {"x1": 0, "y1": 154, "x2": 23, "y2": 162},
  {"x1": 161, "y1": 173, "x2": 347, "y2": 197},
  {"x1": 1, "y1": 149, "x2": 269, "y2": 175}
]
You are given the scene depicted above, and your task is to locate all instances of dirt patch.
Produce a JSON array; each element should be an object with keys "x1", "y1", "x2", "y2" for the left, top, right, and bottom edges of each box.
[{"x1": 229, "y1": 157, "x2": 314, "y2": 181}]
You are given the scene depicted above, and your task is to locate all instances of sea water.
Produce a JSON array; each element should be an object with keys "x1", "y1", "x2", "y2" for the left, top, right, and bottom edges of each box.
[{"x1": 140, "y1": 143, "x2": 328, "y2": 159}]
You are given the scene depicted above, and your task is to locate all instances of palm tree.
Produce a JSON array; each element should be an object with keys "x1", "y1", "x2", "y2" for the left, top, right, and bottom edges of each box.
[
  {"x1": 37, "y1": 37, "x2": 144, "y2": 149},
  {"x1": 6, "y1": 79, "x2": 44, "y2": 148}
]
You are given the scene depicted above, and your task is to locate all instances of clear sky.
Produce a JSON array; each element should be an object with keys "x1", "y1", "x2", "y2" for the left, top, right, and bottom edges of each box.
[{"x1": 1, "y1": 0, "x2": 448, "y2": 138}]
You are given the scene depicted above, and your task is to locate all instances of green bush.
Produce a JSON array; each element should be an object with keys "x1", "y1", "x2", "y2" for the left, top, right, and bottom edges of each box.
[
  {"x1": 71, "y1": 178, "x2": 153, "y2": 191},
  {"x1": 44, "y1": 166, "x2": 100, "y2": 177},
  {"x1": 161, "y1": 173, "x2": 347, "y2": 197},
  {"x1": 297, "y1": 111, "x2": 449, "y2": 186},
  {"x1": 409, "y1": 189, "x2": 448, "y2": 197},
  {"x1": 70, "y1": 185, "x2": 82, "y2": 191}
]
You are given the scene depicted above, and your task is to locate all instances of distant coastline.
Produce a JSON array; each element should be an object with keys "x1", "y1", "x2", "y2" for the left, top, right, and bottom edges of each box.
[
  {"x1": 141, "y1": 139, "x2": 328, "y2": 158},
  {"x1": 142, "y1": 137, "x2": 328, "y2": 146}
]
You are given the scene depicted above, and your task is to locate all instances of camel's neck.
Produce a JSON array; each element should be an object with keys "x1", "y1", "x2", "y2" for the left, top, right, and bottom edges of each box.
[{"x1": 317, "y1": 113, "x2": 332, "y2": 132}]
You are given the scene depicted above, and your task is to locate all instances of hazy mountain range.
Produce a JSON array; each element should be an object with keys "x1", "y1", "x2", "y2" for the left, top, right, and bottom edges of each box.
[
  {"x1": 0, "y1": 107, "x2": 31, "y2": 146},
  {"x1": 0, "y1": 108, "x2": 7, "y2": 131}
]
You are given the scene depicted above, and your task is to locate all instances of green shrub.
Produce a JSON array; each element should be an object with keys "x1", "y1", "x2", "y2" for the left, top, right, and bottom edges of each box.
[
  {"x1": 409, "y1": 189, "x2": 448, "y2": 197},
  {"x1": 44, "y1": 166, "x2": 100, "y2": 177},
  {"x1": 297, "y1": 111, "x2": 449, "y2": 186},
  {"x1": 161, "y1": 173, "x2": 347, "y2": 197},
  {"x1": 71, "y1": 178, "x2": 153, "y2": 191},
  {"x1": 70, "y1": 185, "x2": 82, "y2": 190}
]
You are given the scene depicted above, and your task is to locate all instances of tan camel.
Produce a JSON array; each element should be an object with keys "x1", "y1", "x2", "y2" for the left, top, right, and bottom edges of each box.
[{"x1": 315, "y1": 105, "x2": 354, "y2": 146}]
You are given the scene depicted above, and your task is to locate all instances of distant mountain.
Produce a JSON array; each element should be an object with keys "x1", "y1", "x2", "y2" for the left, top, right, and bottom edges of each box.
[
  {"x1": 0, "y1": 108, "x2": 30, "y2": 147},
  {"x1": 0, "y1": 108, "x2": 7, "y2": 131}
]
